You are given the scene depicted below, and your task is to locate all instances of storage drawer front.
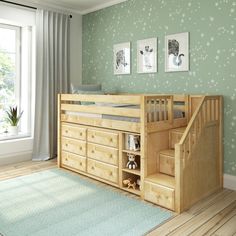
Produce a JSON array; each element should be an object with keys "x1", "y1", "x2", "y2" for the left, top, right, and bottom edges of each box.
[
  {"x1": 144, "y1": 181, "x2": 175, "y2": 210},
  {"x1": 87, "y1": 159, "x2": 118, "y2": 183},
  {"x1": 61, "y1": 123, "x2": 86, "y2": 140},
  {"x1": 87, "y1": 143, "x2": 118, "y2": 166},
  {"x1": 87, "y1": 129, "x2": 118, "y2": 148},
  {"x1": 61, "y1": 151, "x2": 86, "y2": 172},
  {"x1": 61, "y1": 137, "x2": 86, "y2": 156},
  {"x1": 159, "y1": 155, "x2": 175, "y2": 176},
  {"x1": 170, "y1": 132, "x2": 183, "y2": 149}
]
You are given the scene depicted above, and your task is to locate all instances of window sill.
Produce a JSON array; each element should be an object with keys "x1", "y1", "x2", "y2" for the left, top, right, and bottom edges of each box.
[{"x1": 0, "y1": 132, "x2": 31, "y2": 142}]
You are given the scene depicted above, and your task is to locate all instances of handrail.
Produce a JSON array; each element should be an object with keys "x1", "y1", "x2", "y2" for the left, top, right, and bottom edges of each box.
[
  {"x1": 178, "y1": 95, "x2": 220, "y2": 146},
  {"x1": 175, "y1": 95, "x2": 222, "y2": 213}
]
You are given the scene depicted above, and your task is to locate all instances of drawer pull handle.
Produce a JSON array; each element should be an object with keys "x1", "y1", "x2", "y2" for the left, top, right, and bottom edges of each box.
[
  {"x1": 91, "y1": 150, "x2": 95, "y2": 153},
  {"x1": 110, "y1": 139, "x2": 113, "y2": 142},
  {"x1": 65, "y1": 130, "x2": 68, "y2": 133},
  {"x1": 110, "y1": 154, "x2": 113, "y2": 158},
  {"x1": 91, "y1": 135, "x2": 94, "y2": 138},
  {"x1": 109, "y1": 172, "x2": 113, "y2": 176},
  {"x1": 80, "y1": 162, "x2": 82, "y2": 166},
  {"x1": 80, "y1": 133, "x2": 82, "y2": 136},
  {"x1": 80, "y1": 147, "x2": 82, "y2": 150},
  {"x1": 65, "y1": 158, "x2": 68, "y2": 161},
  {"x1": 91, "y1": 166, "x2": 95, "y2": 170},
  {"x1": 65, "y1": 144, "x2": 68, "y2": 147}
]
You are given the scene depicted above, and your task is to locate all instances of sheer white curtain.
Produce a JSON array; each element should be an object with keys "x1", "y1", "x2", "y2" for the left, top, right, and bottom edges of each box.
[{"x1": 33, "y1": 9, "x2": 70, "y2": 161}]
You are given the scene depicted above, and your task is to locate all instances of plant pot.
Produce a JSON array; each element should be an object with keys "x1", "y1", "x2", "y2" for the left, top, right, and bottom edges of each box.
[{"x1": 8, "y1": 126, "x2": 18, "y2": 135}]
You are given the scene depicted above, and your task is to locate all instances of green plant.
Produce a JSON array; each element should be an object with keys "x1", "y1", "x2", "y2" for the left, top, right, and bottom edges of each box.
[{"x1": 6, "y1": 106, "x2": 23, "y2": 126}]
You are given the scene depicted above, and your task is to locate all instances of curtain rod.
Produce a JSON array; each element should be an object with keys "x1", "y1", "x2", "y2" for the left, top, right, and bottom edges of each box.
[{"x1": 0, "y1": 0, "x2": 73, "y2": 18}]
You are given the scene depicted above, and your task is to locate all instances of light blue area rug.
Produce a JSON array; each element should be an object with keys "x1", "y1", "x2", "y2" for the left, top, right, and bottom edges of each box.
[{"x1": 0, "y1": 168, "x2": 173, "y2": 236}]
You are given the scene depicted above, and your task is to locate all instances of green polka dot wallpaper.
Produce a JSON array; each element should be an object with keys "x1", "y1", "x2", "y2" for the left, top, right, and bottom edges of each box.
[{"x1": 82, "y1": 0, "x2": 236, "y2": 176}]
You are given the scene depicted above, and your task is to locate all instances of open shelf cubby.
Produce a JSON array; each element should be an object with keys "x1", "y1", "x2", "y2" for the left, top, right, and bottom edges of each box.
[{"x1": 122, "y1": 171, "x2": 141, "y2": 196}]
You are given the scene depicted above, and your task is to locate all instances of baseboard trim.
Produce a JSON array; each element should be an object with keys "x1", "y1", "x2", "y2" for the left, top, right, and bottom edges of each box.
[
  {"x1": 0, "y1": 151, "x2": 32, "y2": 166},
  {"x1": 224, "y1": 174, "x2": 236, "y2": 191}
]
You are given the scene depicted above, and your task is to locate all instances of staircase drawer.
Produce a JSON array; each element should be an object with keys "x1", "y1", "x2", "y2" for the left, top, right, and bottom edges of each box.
[
  {"x1": 87, "y1": 129, "x2": 118, "y2": 148},
  {"x1": 144, "y1": 181, "x2": 175, "y2": 210},
  {"x1": 170, "y1": 132, "x2": 183, "y2": 149},
  {"x1": 61, "y1": 151, "x2": 86, "y2": 172},
  {"x1": 87, "y1": 159, "x2": 118, "y2": 184},
  {"x1": 61, "y1": 137, "x2": 86, "y2": 156},
  {"x1": 159, "y1": 155, "x2": 175, "y2": 176},
  {"x1": 87, "y1": 143, "x2": 118, "y2": 166},
  {"x1": 61, "y1": 123, "x2": 86, "y2": 140}
]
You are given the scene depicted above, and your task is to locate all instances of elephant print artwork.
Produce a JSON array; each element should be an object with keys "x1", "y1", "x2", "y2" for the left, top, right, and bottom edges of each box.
[
  {"x1": 113, "y1": 42, "x2": 130, "y2": 75},
  {"x1": 165, "y1": 32, "x2": 189, "y2": 72}
]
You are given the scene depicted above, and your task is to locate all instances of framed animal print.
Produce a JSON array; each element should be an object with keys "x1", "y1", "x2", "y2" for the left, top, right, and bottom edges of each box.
[
  {"x1": 113, "y1": 42, "x2": 131, "y2": 75},
  {"x1": 137, "y1": 38, "x2": 157, "y2": 73},
  {"x1": 165, "y1": 32, "x2": 189, "y2": 72}
]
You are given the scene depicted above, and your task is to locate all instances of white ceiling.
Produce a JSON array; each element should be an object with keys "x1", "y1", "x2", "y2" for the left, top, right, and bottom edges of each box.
[{"x1": 22, "y1": 0, "x2": 127, "y2": 14}]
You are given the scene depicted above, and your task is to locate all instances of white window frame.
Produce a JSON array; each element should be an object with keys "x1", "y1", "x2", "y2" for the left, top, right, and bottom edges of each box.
[
  {"x1": 0, "y1": 23, "x2": 21, "y2": 108},
  {"x1": 0, "y1": 23, "x2": 33, "y2": 141}
]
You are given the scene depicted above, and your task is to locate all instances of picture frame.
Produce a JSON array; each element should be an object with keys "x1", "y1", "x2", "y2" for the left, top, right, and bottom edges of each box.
[
  {"x1": 165, "y1": 32, "x2": 189, "y2": 72},
  {"x1": 137, "y1": 38, "x2": 157, "y2": 73},
  {"x1": 113, "y1": 42, "x2": 131, "y2": 75}
]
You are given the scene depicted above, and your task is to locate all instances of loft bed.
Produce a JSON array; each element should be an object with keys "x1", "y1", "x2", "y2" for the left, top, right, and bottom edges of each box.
[
  {"x1": 58, "y1": 94, "x2": 223, "y2": 213},
  {"x1": 58, "y1": 94, "x2": 188, "y2": 134}
]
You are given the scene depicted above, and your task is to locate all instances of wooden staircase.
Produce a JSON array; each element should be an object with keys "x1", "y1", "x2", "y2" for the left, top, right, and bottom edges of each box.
[
  {"x1": 159, "y1": 127, "x2": 186, "y2": 177},
  {"x1": 144, "y1": 95, "x2": 223, "y2": 213}
]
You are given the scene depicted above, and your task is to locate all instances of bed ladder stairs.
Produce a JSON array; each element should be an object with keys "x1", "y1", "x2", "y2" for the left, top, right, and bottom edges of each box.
[{"x1": 159, "y1": 127, "x2": 188, "y2": 177}]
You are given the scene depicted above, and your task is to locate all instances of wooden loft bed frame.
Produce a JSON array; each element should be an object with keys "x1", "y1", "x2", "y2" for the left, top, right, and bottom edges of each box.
[{"x1": 57, "y1": 94, "x2": 223, "y2": 213}]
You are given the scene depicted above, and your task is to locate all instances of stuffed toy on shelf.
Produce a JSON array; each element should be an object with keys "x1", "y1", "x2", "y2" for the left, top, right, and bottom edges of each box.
[
  {"x1": 126, "y1": 153, "x2": 138, "y2": 169},
  {"x1": 123, "y1": 178, "x2": 136, "y2": 190}
]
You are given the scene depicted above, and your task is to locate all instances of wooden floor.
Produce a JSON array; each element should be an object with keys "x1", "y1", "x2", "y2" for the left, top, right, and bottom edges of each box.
[{"x1": 0, "y1": 160, "x2": 236, "y2": 236}]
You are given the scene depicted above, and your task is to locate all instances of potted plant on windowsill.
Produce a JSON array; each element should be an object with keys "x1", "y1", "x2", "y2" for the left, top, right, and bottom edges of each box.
[{"x1": 6, "y1": 106, "x2": 23, "y2": 135}]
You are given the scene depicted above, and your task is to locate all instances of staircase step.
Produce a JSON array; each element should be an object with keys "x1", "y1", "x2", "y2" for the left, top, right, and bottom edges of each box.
[
  {"x1": 169, "y1": 126, "x2": 187, "y2": 149},
  {"x1": 159, "y1": 149, "x2": 175, "y2": 176},
  {"x1": 145, "y1": 173, "x2": 175, "y2": 189}
]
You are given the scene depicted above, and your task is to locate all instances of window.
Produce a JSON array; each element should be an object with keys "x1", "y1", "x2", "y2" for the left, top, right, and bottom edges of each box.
[{"x1": 0, "y1": 23, "x2": 34, "y2": 139}]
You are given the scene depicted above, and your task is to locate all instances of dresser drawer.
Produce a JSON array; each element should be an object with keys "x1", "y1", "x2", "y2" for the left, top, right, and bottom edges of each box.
[
  {"x1": 87, "y1": 129, "x2": 118, "y2": 148},
  {"x1": 87, "y1": 143, "x2": 118, "y2": 166},
  {"x1": 61, "y1": 151, "x2": 86, "y2": 172},
  {"x1": 87, "y1": 159, "x2": 118, "y2": 183},
  {"x1": 61, "y1": 123, "x2": 86, "y2": 140},
  {"x1": 144, "y1": 181, "x2": 175, "y2": 210},
  {"x1": 61, "y1": 137, "x2": 86, "y2": 156}
]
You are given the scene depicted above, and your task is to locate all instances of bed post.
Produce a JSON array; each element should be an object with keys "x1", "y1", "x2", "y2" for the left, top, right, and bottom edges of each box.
[
  {"x1": 57, "y1": 94, "x2": 61, "y2": 168},
  {"x1": 140, "y1": 95, "x2": 147, "y2": 199}
]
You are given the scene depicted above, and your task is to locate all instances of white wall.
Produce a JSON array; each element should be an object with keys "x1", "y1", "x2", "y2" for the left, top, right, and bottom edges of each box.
[{"x1": 0, "y1": 3, "x2": 82, "y2": 166}]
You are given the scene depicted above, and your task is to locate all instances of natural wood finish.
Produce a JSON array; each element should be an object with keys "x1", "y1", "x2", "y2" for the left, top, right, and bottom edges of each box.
[
  {"x1": 145, "y1": 173, "x2": 175, "y2": 189},
  {"x1": 57, "y1": 94, "x2": 61, "y2": 168},
  {"x1": 87, "y1": 143, "x2": 118, "y2": 166},
  {"x1": 61, "y1": 94, "x2": 141, "y2": 105},
  {"x1": 159, "y1": 150, "x2": 175, "y2": 176},
  {"x1": 61, "y1": 114, "x2": 141, "y2": 133},
  {"x1": 0, "y1": 161, "x2": 233, "y2": 235},
  {"x1": 58, "y1": 93, "x2": 222, "y2": 213},
  {"x1": 87, "y1": 129, "x2": 119, "y2": 148},
  {"x1": 147, "y1": 131, "x2": 169, "y2": 175},
  {"x1": 61, "y1": 103, "x2": 141, "y2": 118},
  {"x1": 175, "y1": 96, "x2": 223, "y2": 213},
  {"x1": 61, "y1": 137, "x2": 86, "y2": 156},
  {"x1": 87, "y1": 158, "x2": 118, "y2": 184},
  {"x1": 144, "y1": 181, "x2": 175, "y2": 210},
  {"x1": 61, "y1": 151, "x2": 86, "y2": 172},
  {"x1": 61, "y1": 123, "x2": 86, "y2": 140},
  {"x1": 169, "y1": 127, "x2": 185, "y2": 149}
]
